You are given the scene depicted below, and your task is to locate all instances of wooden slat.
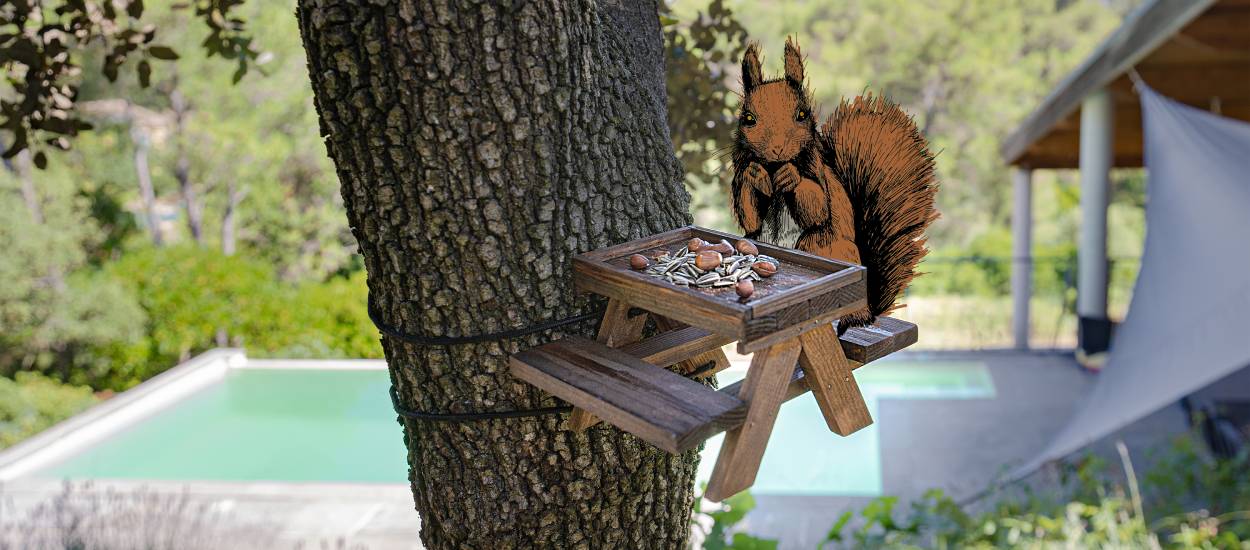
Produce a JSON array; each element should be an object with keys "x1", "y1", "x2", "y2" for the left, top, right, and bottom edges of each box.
[
  {"x1": 799, "y1": 324, "x2": 872, "y2": 436},
  {"x1": 704, "y1": 338, "x2": 803, "y2": 502},
  {"x1": 567, "y1": 298, "x2": 647, "y2": 431},
  {"x1": 839, "y1": 317, "x2": 918, "y2": 364},
  {"x1": 646, "y1": 317, "x2": 732, "y2": 378},
  {"x1": 510, "y1": 337, "x2": 746, "y2": 453},
  {"x1": 574, "y1": 259, "x2": 745, "y2": 339}
]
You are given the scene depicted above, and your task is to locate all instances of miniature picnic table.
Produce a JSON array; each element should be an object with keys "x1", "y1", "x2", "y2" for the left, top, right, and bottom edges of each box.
[{"x1": 511, "y1": 226, "x2": 916, "y2": 501}]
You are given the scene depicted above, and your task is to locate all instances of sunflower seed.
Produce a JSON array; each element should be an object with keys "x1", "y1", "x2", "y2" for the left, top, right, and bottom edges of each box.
[{"x1": 694, "y1": 273, "x2": 720, "y2": 285}]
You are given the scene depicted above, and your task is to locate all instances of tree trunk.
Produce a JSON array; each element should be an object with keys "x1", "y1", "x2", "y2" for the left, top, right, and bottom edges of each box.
[
  {"x1": 130, "y1": 127, "x2": 164, "y2": 246},
  {"x1": 14, "y1": 150, "x2": 44, "y2": 225},
  {"x1": 221, "y1": 181, "x2": 245, "y2": 256},
  {"x1": 170, "y1": 88, "x2": 205, "y2": 244},
  {"x1": 297, "y1": 1, "x2": 697, "y2": 548}
]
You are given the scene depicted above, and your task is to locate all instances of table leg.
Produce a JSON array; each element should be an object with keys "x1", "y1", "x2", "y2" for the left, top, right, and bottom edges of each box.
[
  {"x1": 799, "y1": 323, "x2": 872, "y2": 436},
  {"x1": 704, "y1": 338, "x2": 803, "y2": 502},
  {"x1": 566, "y1": 298, "x2": 648, "y2": 431},
  {"x1": 654, "y1": 316, "x2": 731, "y2": 379}
]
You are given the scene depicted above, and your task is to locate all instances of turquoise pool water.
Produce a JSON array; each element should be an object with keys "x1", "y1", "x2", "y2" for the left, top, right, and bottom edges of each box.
[
  {"x1": 43, "y1": 369, "x2": 409, "y2": 483},
  {"x1": 696, "y1": 361, "x2": 994, "y2": 496},
  {"x1": 37, "y1": 361, "x2": 993, "y2": 495}
]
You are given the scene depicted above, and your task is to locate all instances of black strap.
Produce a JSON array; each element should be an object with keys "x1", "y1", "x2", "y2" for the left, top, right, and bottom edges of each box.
[
  {"x1": 367, "y1": 296, "x2": 604, "y2": 347},
  {"x1": 390, "y1": 386, "x2": 573, "y2": 422},
  {"x1": 367, "y1": 292, "x2": 717, "y2": 422}
]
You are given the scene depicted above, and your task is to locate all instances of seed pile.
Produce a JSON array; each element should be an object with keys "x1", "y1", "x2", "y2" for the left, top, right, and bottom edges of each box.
[{"x1": 627, "y1": 237, "x2": 780, "y2": 300}]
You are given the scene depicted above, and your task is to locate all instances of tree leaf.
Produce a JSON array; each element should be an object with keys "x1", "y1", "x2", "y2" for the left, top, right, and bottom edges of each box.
[
  {"x1": 148, "y1": 45, "x2": 179, "y2": 60},
  {"x1": 32, "y1": 151, "x2": 47, "y2": 169},
  {"x1": 126, "y1": 0, "x2": 144, "y2": 18}
]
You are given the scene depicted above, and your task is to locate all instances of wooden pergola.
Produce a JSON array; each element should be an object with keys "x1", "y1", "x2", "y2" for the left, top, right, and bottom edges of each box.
[{"x1": 1001, "y1": 0, "x2": 1250, "y2": 353}]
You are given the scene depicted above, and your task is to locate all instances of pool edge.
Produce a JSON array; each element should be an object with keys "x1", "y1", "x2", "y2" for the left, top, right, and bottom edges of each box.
[{"x1": 0, "y1": 348, "x2": 245, "y2": 482}]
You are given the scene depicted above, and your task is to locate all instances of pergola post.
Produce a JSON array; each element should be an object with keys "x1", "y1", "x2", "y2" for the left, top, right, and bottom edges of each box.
[
  {"x1": 1011, "y1": 167, "x2": 1033, "y2": 350},
  {"x1": 1078, "y1": 89, "x2": 1113, "y2": 355}
]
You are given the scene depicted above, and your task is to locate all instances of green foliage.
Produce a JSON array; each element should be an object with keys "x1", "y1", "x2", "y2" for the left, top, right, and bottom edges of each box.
[
  {"x1": 816, "y1": 440, "x2": 1250, "y2": 549},
  {"x1": 0, "y1": 163, "x2": 148, "y2": 379},
  {"x1": 89, "y1": 246, "x2": 381, "y2": 390},
  {"x1": 692, "y1": 440, "x2": 1249, "y2": 549},
  {"x1": 692, "y1": 489, "x2": 779, "y2": 549},
  {"x1": 0, "y1": 0, "x2": 256, "y2": 162},
  {"x1": 664, "y1": 0, "x2": 750, "y2": 234},
  {"x1": 0, "y1": 372, "x2": 98, "y2": 449}
]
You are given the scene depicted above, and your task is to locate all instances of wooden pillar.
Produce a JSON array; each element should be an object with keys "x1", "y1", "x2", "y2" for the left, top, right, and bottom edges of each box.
[
  {"x1": 1011, "y1": 167, "x2": 1033, "y2": 350},
  {"x1": 1078, "y1": 89, "x2": 1113, "y2": 354}
]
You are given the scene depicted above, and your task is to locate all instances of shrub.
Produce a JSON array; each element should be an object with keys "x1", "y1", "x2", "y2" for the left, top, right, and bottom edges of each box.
[
  {"x1": 0, "y1": 372, "x2": 97, "y2": 450},
  {"x1": 89, "y1": 246, "x2": 381, "y2": 389}
]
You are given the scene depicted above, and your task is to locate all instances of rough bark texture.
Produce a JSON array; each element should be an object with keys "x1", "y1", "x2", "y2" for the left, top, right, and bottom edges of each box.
[{"x1": 297, "y1": 1, "x2": 697, "y2": 548}]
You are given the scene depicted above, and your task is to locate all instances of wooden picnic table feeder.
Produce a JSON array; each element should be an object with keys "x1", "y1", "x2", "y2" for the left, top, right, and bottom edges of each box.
[{"x1": 510, "y1": 226, "x2": 917, "y2": 501}]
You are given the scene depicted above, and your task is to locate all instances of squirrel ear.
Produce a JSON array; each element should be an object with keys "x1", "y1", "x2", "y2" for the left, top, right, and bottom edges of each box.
[
  {"x1": 742, "y1": 43, "x2": 763, "y2": 93},
  {"x1": 783, "y1": 36, "x2": 804, "y2": 87}
]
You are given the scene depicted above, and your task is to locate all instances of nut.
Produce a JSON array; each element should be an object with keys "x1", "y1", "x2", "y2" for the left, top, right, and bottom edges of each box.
[
  {"x1": 629, "y1": 254, "x2": 649, "y2": 270},
  {"x1": 736, "y1": 280, "x2": 755, "y2": 299},
  {"x1": 687, "y1": 238, "x2": 707, "y2": 252},
  {"x1": 694, "y1": 250, "x2": 722, "y2": 271},
  {"x1": 751, "y1": 261, "x2": 778, "y2": 277},
  {"x1": 736, "y1": 240, "x2": 759, "y2": 256},
  {"x1": 708, "y1": 241, "x2": 734, "y2": 255}
]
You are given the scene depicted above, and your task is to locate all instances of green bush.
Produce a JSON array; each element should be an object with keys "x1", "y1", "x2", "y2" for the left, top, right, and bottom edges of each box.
[
  {"x1": 88, "y1": 246, "x2": 381, "y2": 390},
  {"x1": 0, "y1": 372, "x2": 98, "y2": 450},
  {"x1": 818, "y1": 439, "x2": 1250, "y2": 549}
]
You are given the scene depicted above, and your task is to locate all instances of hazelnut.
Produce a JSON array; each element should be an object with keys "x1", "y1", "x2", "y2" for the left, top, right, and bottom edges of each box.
[
  {"x1": 736, "y1": 280, "x2": 755, "y2": 299},
  {"x1": 629, "y1": 254, "x2": 649, "y2": 270},
  {"x1": 736, "y1": 240, "x2": 759, "y2": 256},
  {"x1": 694, "y1": 250, "x2": 722, "y2": 271},
  {"x1": 687, "y1": 238, "x2": 707, "y2": 252},
  {"x1": 709, "y1": 241, "x2": 734, "y2": 255},
  {"x1": 751, "y1": 261, "x2": 778, "y2": 277}
]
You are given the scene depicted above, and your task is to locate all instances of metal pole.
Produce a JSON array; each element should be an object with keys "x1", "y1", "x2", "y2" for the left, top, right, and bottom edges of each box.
[
  {"x1": 1078, "y1": 88, "x2": 1113, "y2": 353},
  {"x1": 1011, "y1": 168, "x2": 1033, "y2": 350}
]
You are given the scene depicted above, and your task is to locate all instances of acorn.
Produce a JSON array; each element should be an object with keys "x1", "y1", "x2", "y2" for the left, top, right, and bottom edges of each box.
[
  {"x1": 736, "y1": 280, "x2": 755, "y2": 299},
  {"x1": 694, "y1": 250, "x2": 722, "y2": 271},
  {"x1": 751, "y1": 261, "x2": 778, "y2": 277},
  {"x1": 736, "y1": 239, "x2": 759, "y2": 256},
  {"x1": 687, "y1": 238, "x2": 707, "y2": 252},
  {"x1": 629, "y1": 254, "x2": 649, "y2": 270}
]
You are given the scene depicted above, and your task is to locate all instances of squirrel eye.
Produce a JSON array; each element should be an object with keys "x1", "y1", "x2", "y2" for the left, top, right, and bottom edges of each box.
[
  {"x1": 742, "y1": 112, "x2": 756, "y2": 126},
  {"x1": 797, "y1": 109, "x2": 809, "y2": 121}
]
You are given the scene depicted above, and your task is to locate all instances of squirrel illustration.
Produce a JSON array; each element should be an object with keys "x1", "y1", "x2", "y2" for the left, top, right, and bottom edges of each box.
[{"x1": 732, "y1": 38, "x2": 939, "y2": 332}]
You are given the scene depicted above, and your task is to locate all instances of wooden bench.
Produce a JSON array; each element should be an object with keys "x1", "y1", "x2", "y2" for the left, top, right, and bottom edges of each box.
[{"x1": 511, "y1": 316, "x2": 916, "y2": 453}]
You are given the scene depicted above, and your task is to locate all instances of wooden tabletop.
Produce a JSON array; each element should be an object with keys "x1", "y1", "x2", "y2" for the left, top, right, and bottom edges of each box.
[{"x1": 573, "y1": 226, "x2": 868, "y2": 353}]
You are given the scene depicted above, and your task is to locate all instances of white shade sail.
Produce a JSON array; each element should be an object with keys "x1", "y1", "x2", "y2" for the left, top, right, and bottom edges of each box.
[{"x1": 1016, "y1": 84, "x2": 1250, "y2": 475}]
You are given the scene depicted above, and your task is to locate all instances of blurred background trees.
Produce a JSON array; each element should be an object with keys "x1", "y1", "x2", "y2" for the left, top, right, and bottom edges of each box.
[{"x1": 1, "y1": 0, "x2": 1146, "y2": 406}]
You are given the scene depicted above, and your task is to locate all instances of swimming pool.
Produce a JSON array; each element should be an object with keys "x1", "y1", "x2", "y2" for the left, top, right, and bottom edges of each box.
[{"x1": 10, "y1": 351, "x2": 993, "y2": 496}]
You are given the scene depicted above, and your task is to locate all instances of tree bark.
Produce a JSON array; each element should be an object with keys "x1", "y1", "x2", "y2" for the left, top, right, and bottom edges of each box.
[
  {"x1": 130, "y1": 127, "x2": 164, "y2": 246},
  {"x1": 297, "y1": 1, "x2": 696, "y2": 548},
  {"x1": 169, "y1": 88, "x2": 205, "y2": 244},
  {"x1": 221, "y1": 181, "x2": 245, "y2": 256}
]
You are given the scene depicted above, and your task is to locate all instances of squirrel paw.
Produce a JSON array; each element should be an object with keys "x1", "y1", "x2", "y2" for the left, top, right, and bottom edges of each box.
[
  {"x1": 743, "y1": 162, "x2": 772, "y2": 195},
  {"x1": 773, "y1": 163, "x2": 801, "y2": 194}
]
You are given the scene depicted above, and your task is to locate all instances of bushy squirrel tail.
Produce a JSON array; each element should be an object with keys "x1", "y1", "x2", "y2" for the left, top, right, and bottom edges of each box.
[{"x1": 818, "y1": 94, "x2": 939, "y2": 330}]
